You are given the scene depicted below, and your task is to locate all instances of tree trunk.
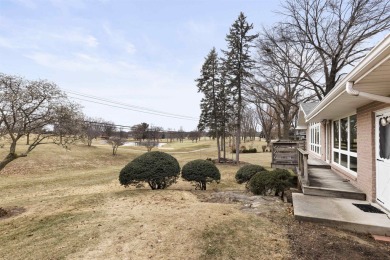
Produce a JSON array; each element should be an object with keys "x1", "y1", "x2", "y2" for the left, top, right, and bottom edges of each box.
[
  {"x1": 216, "y1": 135, "x2": 221, "y2": 162},
  {"x1": 0, "y1": 153, "x2": 18, "y2": 172},
  {"x1": 26, "y1": 133, "x2": 30, "y2": 145},
  {"x1": 200, "y1": 180, "x2": 207, "y2": 190},
  {"x1": 222, "y1": 131, "x2": 226, "y2": 160},
  {"x1": 282, "y1": 120, "x2": 290, "y2": 140}
]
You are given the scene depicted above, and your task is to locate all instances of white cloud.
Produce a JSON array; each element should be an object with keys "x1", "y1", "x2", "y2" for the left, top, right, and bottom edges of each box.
[
  {"x1": 51, "y1": 30, "x2": 99, "y2": 48},
  {"x1": 26, "y1": 52, "x2": 128, "y2": 75},
  {"x1": 125, "y1": 43, "x2": 136, "y2": 55},
  {"x1": 102, "y1": 23, "x2": 136, "y2": 55}
]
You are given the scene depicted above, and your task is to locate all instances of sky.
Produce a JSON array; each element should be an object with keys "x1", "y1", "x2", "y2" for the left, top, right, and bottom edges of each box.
[
  {"x1": 0, "y1": 0, "x2": 284, "y2": 131},
  {"x1": 1, "y1": 1, "x2": 387, "y2": 131}
]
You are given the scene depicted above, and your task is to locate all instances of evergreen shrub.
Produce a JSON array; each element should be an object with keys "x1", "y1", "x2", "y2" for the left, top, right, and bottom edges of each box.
[
  {"x1": 235, "y1": 164, "x2": 267, "y2": 184},
  {"x1": 119, "y1": 151, "x2": 180, "y2": 190},
  {"x1": 181, "y1": 159, "x2": 220, "y2": 190}
]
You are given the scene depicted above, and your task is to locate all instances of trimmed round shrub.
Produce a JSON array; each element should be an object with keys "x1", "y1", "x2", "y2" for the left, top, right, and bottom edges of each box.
[
  {"x1": 248, "y1": 171, "x2": 272, "y2": 195},
  {"x1": 248, "y1": 169, "x2": 294, "y2": 196},
  {"x1": 271, "y1": 169, "x2": 294, "y2": 196},
  {"x1": 181, "y1": 159, "x2": 221, "y2": 190},
  {"x1": 119, "y1": 151, "x2": 180, "y2": 190},
  {"x1": 235, "y1": 164, "x2": 267, "y2": 184}
]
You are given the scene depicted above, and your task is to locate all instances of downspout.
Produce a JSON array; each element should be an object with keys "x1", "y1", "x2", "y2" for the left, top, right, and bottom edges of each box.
[{"x1": 346, "y1": 81, "x2": 390, "y2": 104}]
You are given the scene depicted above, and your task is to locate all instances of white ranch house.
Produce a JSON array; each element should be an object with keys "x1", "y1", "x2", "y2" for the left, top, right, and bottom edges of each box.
[{"x1": 297, "y1": 34, "x2": 390, "y2": 213}]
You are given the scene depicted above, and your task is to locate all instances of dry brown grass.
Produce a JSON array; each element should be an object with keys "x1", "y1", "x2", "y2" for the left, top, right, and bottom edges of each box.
[{"x1": 0, "y1": 138, "x2": 290, "y2": 260}]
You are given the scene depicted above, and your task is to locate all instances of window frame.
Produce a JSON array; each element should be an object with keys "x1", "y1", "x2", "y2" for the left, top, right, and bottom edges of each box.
[
  {"x1": 332, "y1": 114, "x2": 358, "y2": 176},
  {"x1": 309, "y1": 122, "x2": 321, "y2": 156}
]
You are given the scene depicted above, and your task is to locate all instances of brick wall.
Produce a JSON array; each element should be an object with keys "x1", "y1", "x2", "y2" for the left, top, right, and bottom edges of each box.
[{"x1": 355, "y1": 101, "x2": 390, "y2": 202}]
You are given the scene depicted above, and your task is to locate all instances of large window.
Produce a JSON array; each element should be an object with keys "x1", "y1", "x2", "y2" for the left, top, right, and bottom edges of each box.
[
  {"x1": 309, "y1": 122, "x2": 321, "y2": 155},
  {"x1": 333, "y1": 115, "x2": 357, "y2": 173}
]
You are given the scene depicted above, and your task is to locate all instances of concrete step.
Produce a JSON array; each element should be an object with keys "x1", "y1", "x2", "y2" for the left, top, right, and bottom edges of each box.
[
  {"x1": 302, "y1": 185, "x2": 366, "y2": 200},
  {"x1": 301, "y1": 167, "x2": 366, "y2": 200},
  {"x1": 292, "y1": 193, "x2": 390, "y2": 236},
  {"x1": 307, "y1": 158, "x2": 331, "y2": 169}
]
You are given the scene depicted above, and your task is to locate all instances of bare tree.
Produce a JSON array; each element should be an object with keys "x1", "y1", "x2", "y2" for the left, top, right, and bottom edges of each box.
[
  {"x1": 188, "y1": 130, "x2": 200, "y2": 143},
  {"x1": 281, "y1": 0, "x2": 390, "y2": 99},
  {"x1": 254, "y1": 102, "x2": 276, "y2": 147},
  {"x1": 107, "y1": 136, "x2": 126, "y2": 156},
  {"x1": 242, "y1": 106, "x2": 258, "y2": 142},
  {"x1": 0, "y1": 73, "x2": 83, "y2": 171},
  {"x1": 101, "y1": 121, "x2": 115, "y2": 138},
  {"x1": 143, "y1": 126, "x2": 162, "y2": 152},
  {"x1": 177, "y1": 127, "x2": 185, "y2": 143},
  {"x1": 52, "y1": 102, "x2": 84, "y2": 145},
  {"x1": 131, "y1": 122, "x2": 149, "y2": 141},
  {"x1": 165, "y1": 129, "x2": 175, "y2": 143},
  {"x1": 83, "y1": 117, "x2": 105, "y2": 146},
  {"x1": 248, "y1": 25, "x2": 316, "y2": 139}
]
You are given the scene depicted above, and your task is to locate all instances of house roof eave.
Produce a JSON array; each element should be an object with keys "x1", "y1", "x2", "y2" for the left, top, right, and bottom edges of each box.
[{"x1": 306, "y1": 33, "x2": 390, "y2": 122}]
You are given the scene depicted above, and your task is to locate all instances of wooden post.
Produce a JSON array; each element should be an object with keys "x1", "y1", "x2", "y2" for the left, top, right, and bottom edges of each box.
[{"x1": 297, "y1": 148, "x2": 310, "y2": 186}]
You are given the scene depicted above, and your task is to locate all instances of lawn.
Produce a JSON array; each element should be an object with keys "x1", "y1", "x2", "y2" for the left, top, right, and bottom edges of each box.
[{"x1": 0, "y1": 139, "x2": 389, "y2": 260}]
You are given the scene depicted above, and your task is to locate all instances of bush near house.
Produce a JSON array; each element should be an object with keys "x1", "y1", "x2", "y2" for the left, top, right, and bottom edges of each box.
[
  {"x1": 181, "y1": 159, "x2": 220, "y2": 190},
  {"x1": 271, "y1": 169, "x2": 294, "y2": 197},
  {"x1": 235, "y1": 164, "x2": 267, "y2": 184},
  {"x1": 247, "y1": 171, "x2": 272, "y2": 195},
  {"x1": 119, "y1": 151, "x2": 180, "y2": 190},
  {"x1": 248, "y1": 169, "x2": 294, "y2": 196}
]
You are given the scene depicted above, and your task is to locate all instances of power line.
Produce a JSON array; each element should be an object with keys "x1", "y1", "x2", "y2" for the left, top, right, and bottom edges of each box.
[
  {"x1": 69, "y1": 96, "x2": 198, "y2": 121},
  {"x1": 64, "y1": 89, "x2": 199, "y2": 121}
]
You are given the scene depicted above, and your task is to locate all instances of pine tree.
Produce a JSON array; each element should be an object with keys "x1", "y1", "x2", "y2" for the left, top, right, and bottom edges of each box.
[
  {"x1": 218, "y1": 59, "x2": 234, "y2": 161},
  {"x1": 196, "y1": 47, "x2": 221, "y2": 161},
  {"x1": 222, "y1": 12, "x2": 258, "y2": 164}
]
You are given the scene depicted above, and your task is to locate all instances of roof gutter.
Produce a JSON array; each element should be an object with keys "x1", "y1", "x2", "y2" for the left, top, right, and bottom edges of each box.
[{"x1": 346, "y1": 81, "x2": 390, "y2": 104}]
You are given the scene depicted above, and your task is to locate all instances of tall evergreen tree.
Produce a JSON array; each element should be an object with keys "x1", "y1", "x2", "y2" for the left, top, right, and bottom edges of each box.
[
  {"x1": 222, "y1": 12, "x2": 258, "y2": 164},
  {"x1": 217, "y1": 59, "x2": 234, "y2": 161},
  {"x1": 196, "y1": 47, "x2": 222, "y2": 161}
]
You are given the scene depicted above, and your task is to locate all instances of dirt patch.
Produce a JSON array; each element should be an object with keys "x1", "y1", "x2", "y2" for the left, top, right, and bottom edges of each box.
[
  {"x1": 195, "y1": 191, "x2": 390, "y2": 260},
  {"x1": 0, "y1": 207, "x2": 7, "y2": 217},
  {"x1": 0, "y1": 206, "x2": 26, "y2": 219},
  {"x1": 194, "y1": 190, "x2": 287, "y2": 215},
  {"x1": 286, "y1": 220, "x2": 390, "y2": 260}
]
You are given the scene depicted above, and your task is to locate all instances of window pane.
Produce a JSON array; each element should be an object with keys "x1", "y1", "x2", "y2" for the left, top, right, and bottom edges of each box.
[
  {"x1": 340, "y1": 118, "x2": 348, "y2": 151},
  {"x1": 334, "y1": 152, "x2": 339, "y2": 163},
  {"x1": 333, "y1": 121, "x2": 339, "y2": 148},
  {"x1": 350, "y1": 156, "x2": 357, "y2": 172},
  {"x1": 350, "y1": 115, "x2": 357, "y2": 153},
  {"x1": 341, "y1": 153, "x2": 348, "y2": 168}
]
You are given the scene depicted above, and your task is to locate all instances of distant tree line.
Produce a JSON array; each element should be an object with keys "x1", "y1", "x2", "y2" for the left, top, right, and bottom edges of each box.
[{"x1": 0, "y1": 73, "x2": 212, "y2": 171}]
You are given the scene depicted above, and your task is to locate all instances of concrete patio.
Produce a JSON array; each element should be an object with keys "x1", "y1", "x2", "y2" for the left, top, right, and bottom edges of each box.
[
  {"x1": 294, "y1": 155, "x2": 390, "y2": 235},
  {"x1": 293, "y1": 193, "x2": 390, "y2": 236}
]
